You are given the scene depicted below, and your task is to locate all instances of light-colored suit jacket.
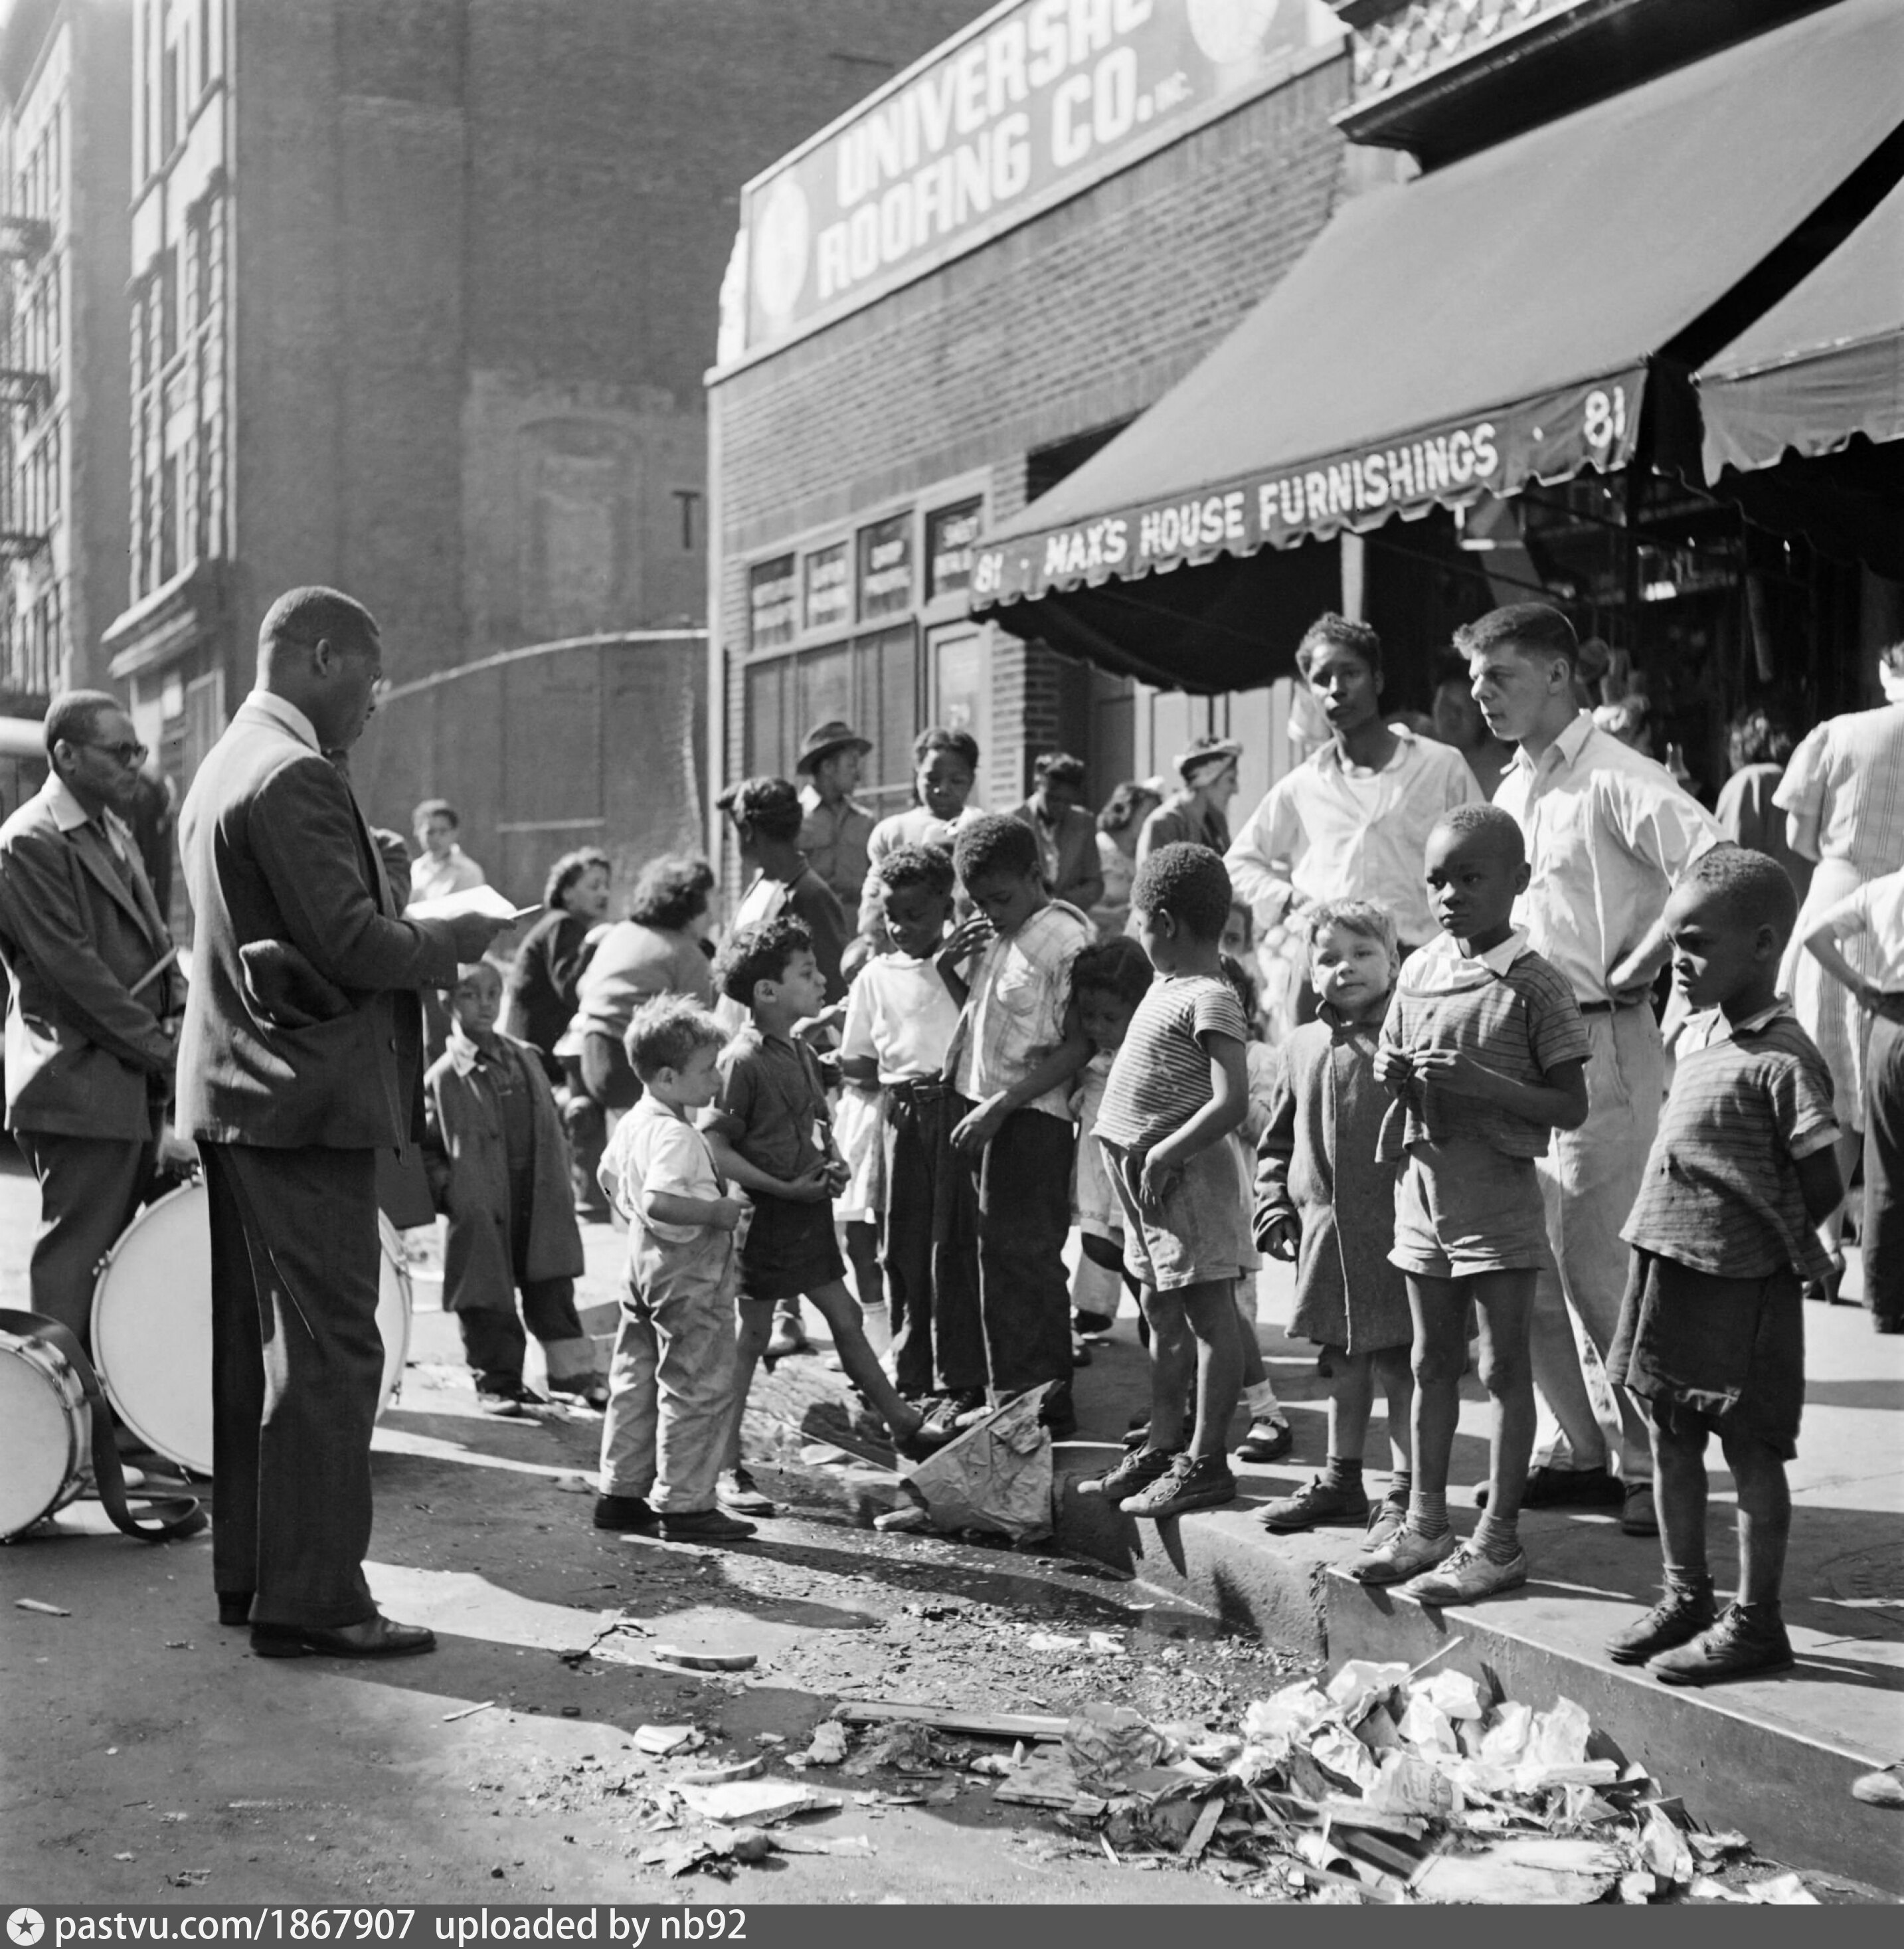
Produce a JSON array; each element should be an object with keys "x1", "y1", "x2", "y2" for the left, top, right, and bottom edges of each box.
[
  {"x1": 0, "y1": 775, "x2": 181, "y2": 1140},
  {"x1": 177, "y1": 694, "x2": 459, "y2": 1151}
]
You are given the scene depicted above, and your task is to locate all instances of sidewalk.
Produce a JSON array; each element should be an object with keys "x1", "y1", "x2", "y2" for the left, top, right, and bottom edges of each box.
[{"x1": 1051, "y1": 1257, "x2": 1904, "y2": 1893}]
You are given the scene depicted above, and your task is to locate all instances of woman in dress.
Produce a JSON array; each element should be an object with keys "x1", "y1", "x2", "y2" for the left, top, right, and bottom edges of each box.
[
  {"x1": 1088, "y1": 778, "x2": 1164, "y2": 939},
  {"x1": 1775, "y1": 648, "x2": 1904, "y2": 1280},
  {"x1": 502, "y1": 848, "x2": 612, "y2": 1080},
  {"x1": 557, "y1": 855, "x2": 717, "y2": 1217}
]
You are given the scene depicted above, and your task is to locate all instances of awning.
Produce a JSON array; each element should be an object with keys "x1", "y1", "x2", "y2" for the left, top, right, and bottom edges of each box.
[
  {"x1": 1697, "y1": 172, "x2": 1904, "y2": 477},
  {"x1": 972, "y1": 0, "x2": 1904, "y2": 638}
]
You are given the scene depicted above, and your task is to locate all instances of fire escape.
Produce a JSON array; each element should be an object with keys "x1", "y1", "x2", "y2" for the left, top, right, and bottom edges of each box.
[{"x1": 0, "y1": 209, "x2": 52, "y2": 701}]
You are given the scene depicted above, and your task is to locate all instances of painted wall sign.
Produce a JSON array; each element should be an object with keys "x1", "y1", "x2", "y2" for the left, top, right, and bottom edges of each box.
[{"x1": 719, "y1": 0, "x2": 1344, "y2": 363}]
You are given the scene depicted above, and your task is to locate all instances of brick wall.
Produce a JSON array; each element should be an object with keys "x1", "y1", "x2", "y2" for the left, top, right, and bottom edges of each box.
[{"x1": 712, "y1": 54, "x2": 1353, "y2": 808}]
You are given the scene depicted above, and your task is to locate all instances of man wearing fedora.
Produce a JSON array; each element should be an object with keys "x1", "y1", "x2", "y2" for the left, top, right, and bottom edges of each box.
[{"x1": 796, "y1": 720, "x2": 875, "y2": 917}]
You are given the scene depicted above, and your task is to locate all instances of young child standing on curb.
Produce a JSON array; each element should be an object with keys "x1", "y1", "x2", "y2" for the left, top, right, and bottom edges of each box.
[
  {"x1": 837, "y1": 844, "x2": 972, "y2": 1408},
  {"x1": 1360, "y1": 803, "x2": 1589, "y2": 1604},
  {"x1": 424, "y1": 960, "x2": 598, "y2": 1417},
  {"x1": 706, "y1": 917, "x2": 951, "y2": 1501},
  {"x1": 1068, "y1": 935, "x2": 1153, "y2": 1346},
  {"x1": 1606, "y1": 846, "x2": 1842, "y2": 1684},
  {"x1": 1082, "y1": 843, "x2": 1255, "y2": 1520},
  {"x1": 593, "y1": 996, "x2": 749, "y2": 1542},
  {"x1": 1254, "y1": 901, "x2": 1414, "y2": 1542},
  {"x1": 944, "y1": 816, "x2": 1097, "y2": 1437}
]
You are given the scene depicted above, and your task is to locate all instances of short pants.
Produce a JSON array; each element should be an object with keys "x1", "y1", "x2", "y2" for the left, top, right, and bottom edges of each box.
[
  {"x1": 738, "y1": 1192, "x2": 846, "y2": 1303},
  {"x1": 1389, "y1": 1138, "x2": 1551, "y2": 1280},
  {"x1": 1609, "y1": 1248, "x2": 1804, "y2": 1458},
  {"x1": 1100, "y1": 1137, "x2": 1257, "y2": 1292}
]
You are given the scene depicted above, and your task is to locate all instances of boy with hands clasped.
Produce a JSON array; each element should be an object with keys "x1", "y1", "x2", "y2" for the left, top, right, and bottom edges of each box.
[
  {"x1": 1082, "y1": 844, "x2": 1256, "y2": 1519},
  {"x1": 1606, "y1": 847, "x2": 1843, "y2": 1684},
  {"x1": 1360, "y1": 804, "x2": 1589, "y2": 1604}
]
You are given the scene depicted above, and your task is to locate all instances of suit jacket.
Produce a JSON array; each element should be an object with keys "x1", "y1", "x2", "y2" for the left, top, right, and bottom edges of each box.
[
  {"x1": 422, "y1": 1027, "x2": 584, "y2": 1313},
  {"x1": 1010, "y1": 798, "x2": 1106, "y2": 913},
  {"x1": 0, "y1": 777, "x2": 182, "y2": 1140},
  {"x1": 177, "y1": 695, "x2": 460, "y2": 1150}
]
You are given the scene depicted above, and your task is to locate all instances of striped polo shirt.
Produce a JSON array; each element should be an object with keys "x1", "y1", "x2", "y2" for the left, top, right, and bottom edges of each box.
[
  {"x1": 1094, "y1": 973, "x2": 1251, "y2": 1153},
  {"x1": 1622, "y1": 1001, "x2": 1840, "y2": 1282}
]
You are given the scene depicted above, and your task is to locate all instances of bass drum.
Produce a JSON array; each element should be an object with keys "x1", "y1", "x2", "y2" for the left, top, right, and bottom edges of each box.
[
  {"x1": 0, "y1": 1324, "x2": 92, "y2": 1540},
  {"x1": 90, "y1": 1181, "x2": 412, "y2": 1477}
]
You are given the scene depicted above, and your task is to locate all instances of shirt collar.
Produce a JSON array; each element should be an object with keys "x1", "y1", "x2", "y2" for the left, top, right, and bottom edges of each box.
[
  {"x1": 1409, "y1": 926, "x2": 1529, "y2": 989},
  {"x1": 1316, "y1": 723, "x2": 1417, "y2": 775},
  {"x1": 1729, "y1": 996, "x2": 1794, "y2": 1036},
  {"x1": 44, "y1": 772, "x2": 97, "y2": 834},
  {"x1": 444, "y1": 1022, "x2": 506, "y2": 1075},
  {"x1": 244, "y1": 689, "x2": 322, "y2": 752}
]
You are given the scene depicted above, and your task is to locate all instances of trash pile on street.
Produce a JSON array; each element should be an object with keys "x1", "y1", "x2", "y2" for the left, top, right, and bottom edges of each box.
[{"x1": 605, "y1": 1660, "x2": 1824, "y2": 1901}]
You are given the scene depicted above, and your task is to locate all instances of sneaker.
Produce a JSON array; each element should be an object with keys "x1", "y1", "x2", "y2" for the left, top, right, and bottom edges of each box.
[
  {"x1": 1073, "y1": 1310, "x2": 1114, "y2": 1342},
  {"x1": 549, "y1": 1376, "x2": 611, "y2": 1412},
  {"x1": 1606, "y1": 1582, "x2": 1717, "y2": 1665},
  {"x1": 1850, "y1": 1761, "x2": 1904, "y2": 1808},
  {"x1": 657, "y1": 1508, "x2": 757, "y2": 1544},
  {"x1": 716, "y1": 1467, "x2": 776, "y2": 1517},
  {"x1": 924, "y1": 1389, "x2": 984, "y2": 1432},
  {"x1": 1119, "y1": 1451, "x2": 1236, "y2": 1519},
  {"x1": 1649, "y1": 1604, "x2": 1794, "y2": 1687},
  {"x1": 1399, "y1": 1540, "x2": 1529, "y2": 1606},
  {"x1": 477, "y1": 1384, "x2": 549, "y2": 1418},
  {"x1": 1351, "y1": 1522, "x2": 1458, "y2": 1586},
  {"x1": 1478, "y1": 1464, "x2": 1622, "y2": 1511},
  {"x1": 592, "y1": 1494, "x2": 658, "y2": 1532},
  {"x1": 1363, "y1": 1498, "x2": 1409, "y2": 1551},
  {"x1": 893, "y1": 1420, "x2": 956, "y2": 1463},
  {"x1": 1620, "y1": 1483, "x2": 1660, "y2": 1536},
  {"x1": 1234, "y1": 1414, "x2": 1294, "y2": 1465},
  {"x1": 1257, "y1": 1474, "x2": 1371, "y2": 1534},
  {"x1": 766, "y1": 1314, "x2": 808, "y2": 1360},
  {"x1": 1079, "y1": 1444, "x2": 1183, "y2": 1501}
]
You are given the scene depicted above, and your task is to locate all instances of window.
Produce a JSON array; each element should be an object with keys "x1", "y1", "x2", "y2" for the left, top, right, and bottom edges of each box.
[
  {"x1": 160, "y1": 32, "x2": 179, "y2": 156},
  {"x1": 925, "y1": 499, "x2": 983, "y2": 601},
  {"x1": 803, "y1": 541, "x2": 850, "y2": 634},
  {"x1": 856, "y1": 513, "x2": 911, "y2": 621},
  {"x1": 748, "y1": 555, "x2": 796, "y2": 652}
]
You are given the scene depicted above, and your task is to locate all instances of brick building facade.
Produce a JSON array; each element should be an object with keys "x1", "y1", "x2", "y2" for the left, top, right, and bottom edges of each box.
[
  {"x1": 90, "y1": 0, "x2": 984, "y2": 842},
  {"x1": 0, "y1": 0, "x2": 131, "y2": 710},
  {"x1": 708, "y1": 2, "x2": 1365, "y2": 834}
]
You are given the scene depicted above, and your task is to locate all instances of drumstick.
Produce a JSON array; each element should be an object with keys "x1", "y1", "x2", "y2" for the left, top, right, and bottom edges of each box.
[{"x1": 129, "y1": 947, "x2": 179, "y2": 996}]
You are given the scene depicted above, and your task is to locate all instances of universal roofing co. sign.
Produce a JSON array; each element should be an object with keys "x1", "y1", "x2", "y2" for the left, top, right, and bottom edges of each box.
[{"x1": 723, "y1": 0, "x2": 1344, "y2": 361}]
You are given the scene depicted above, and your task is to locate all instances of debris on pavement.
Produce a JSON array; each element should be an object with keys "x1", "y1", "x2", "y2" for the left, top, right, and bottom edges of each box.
[
  {"x1": 901, "y1": 1386, "x2": 1056, "y2": 1542},
  {"x1": 442, "y1": 1701, "x2": 497, "y2": 1722},
  {"x1": 633, "y1": 1724, "x2": 702, "y2": 1757},
  {"x1": 650, "y1": 1644, "x2": 758, "y2": 1672},
  {"x1": 15, "y1": 1598, "x2": 71, "y2": 1616}
]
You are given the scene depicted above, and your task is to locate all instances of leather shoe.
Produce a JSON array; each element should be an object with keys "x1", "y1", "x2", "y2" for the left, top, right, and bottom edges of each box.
[
  {"x1": 218, "y1": 1591, "x2": 254, "y2": 1627},
  {"x1": 252, "y1": 1615, "x2": 437, "y2": 1659}
]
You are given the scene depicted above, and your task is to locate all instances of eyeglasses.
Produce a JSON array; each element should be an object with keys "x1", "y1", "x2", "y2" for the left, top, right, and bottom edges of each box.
[{"x1": 84, "y1": 740, "x2": 149, "y2": 769}]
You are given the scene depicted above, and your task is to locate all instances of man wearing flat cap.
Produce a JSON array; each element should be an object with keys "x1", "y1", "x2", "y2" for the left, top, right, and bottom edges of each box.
[
  {"x1": 795, "y1": 720, "x2": 875, "y2": 916},
  {"x1": 1136, "y1": 734, "x2": 1244, "y2": 866}
]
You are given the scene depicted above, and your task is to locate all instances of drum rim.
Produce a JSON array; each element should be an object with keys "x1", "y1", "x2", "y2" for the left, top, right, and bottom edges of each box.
[{"x1": 0, "y1": 1331, "x2": 90, "y2": 1538}]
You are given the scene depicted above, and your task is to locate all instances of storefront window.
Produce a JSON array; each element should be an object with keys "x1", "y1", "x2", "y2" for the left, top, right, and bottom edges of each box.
[
  {"x1": 926, "y1": 499, "x2": 983, "y2": 601},
  {"x1": 857, "y1": 513, "x2": 912, "y2": 620},
  {"x1": 748, "y1": 554, "x2": 797, "y2": 652},
  {"x1": 804, "y1": 541, "x2": 851, "y2": 633}
]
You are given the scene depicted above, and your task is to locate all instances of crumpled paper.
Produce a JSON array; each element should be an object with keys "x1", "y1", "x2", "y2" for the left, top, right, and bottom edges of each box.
[
  {"x1": 905, "y1": 1384, "x2": 1055, "y2": 1541},
  {"x1": 1063, "y1": 1702, "x2": 1182, "y2": 1784}
]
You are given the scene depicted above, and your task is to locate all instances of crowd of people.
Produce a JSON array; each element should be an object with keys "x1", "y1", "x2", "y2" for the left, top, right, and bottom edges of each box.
[{"x1": 1, "y1": 587, "x2": 1899, "y2": 1719}]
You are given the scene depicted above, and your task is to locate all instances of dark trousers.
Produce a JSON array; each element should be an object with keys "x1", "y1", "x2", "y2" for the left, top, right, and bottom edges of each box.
[
  {"x1": 204, "y1": 1143, "x2": 383, "y2": 1629},
  {"x1": 456, "y1": 1279, "x2": 588, "y2": 1394},
  {"x1": 882, "y1": 1085, "x2": 984, "y2": 1396},
  {"x1": 952, "y1": 1099, "x2": 1075, "y2": 1395},
  {"x1": 14, "y1": 1129, "x2": 154, "y2": 1350},
  {"x1": 1866, "y1": 1014, "x2": 1904, "y2": 1325}
]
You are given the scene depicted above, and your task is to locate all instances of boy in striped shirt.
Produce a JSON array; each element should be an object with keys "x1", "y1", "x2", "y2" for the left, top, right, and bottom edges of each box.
[
  {"x1": 1081, "y1": 844, "x2": 1255, "y2": 1519},
  {"x1": 1606, "y1": 846, "x2": 1843, "y2": 1685}
]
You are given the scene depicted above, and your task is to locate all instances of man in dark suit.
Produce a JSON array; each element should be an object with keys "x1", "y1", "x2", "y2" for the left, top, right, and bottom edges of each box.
[
  {"x1": 1011, "y1": 752, "x2": 1104, "y2": 916},
  {"x1": 0, "y1": 692, "x2": 185, "y2": 1348},
  {"x1": 178, "y1": 587, "x2": 507, "y2": 1659}
]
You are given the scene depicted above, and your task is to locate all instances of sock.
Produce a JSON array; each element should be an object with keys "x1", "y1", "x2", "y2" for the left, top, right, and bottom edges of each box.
[
  {"x1": 1385, "y1": 1469, "x2": 1412, "y2": 1509},
  {"x1": 1242, "y1": 1380, "x2": 1281, "y2": 1420},
  {"x1": 1322, "y1": 1455, "x2": 1364, "y2": 1491},
  {"x1": 1409, "y1": 1487, "x2": 1450, "y2": 1539},
  {"x1": 1664, "y1": 1566, "x2": 1713, "y2": 1600},
  {"x1": 1473, "y1": 1511, "x2": 1521, "y2": 1564}
]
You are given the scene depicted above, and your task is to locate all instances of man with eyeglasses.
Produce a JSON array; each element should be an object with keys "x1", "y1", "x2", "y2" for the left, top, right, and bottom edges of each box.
[
  {"x1": 177, "y1": 587, "x2": 511, "y2": 1661},
  {"x1": 0, "y1": 690, "x2": 185, "y2": 1354}
]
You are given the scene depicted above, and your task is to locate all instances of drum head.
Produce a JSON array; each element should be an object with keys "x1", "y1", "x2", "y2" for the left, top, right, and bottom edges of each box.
[
  {"x1": 92, "y1": 1186, "x2": 417, "y2": 1477},
  {"x1": 0, "y1": 1337, "x2": 87, "y2": 1538}
]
